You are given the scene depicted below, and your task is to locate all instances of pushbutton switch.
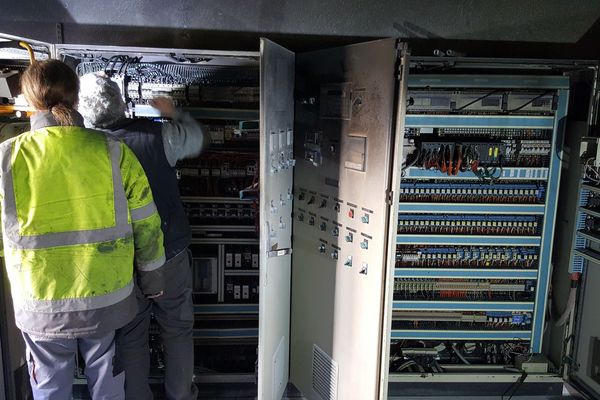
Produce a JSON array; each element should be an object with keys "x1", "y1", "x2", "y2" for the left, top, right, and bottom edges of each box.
[
  {"x1": 360, "y1": 239, "x2": 368, "y2": 249},
  {"x1": 308, "y1": 196, "x2": 315, "y2": 205},
  {"x1": 345, "y1": 232, "x2": 353, "y2": 242},
  {"x1": 348, "y1": 209, "x2": 354, "y2": 218},
  {"x1": 334, "y1": 203, "x2": 340, "y2": 212},
  {"x1": 361, "y1": 214, "x2": 369, "y2": 224},
  {"x1": 309, "y1": 216, "x2": 315, "y2": 226},
  {"x1": 319, "y1": 199, "x2": 327, "y2": 208},
  {"x1": 320, "y1": 222, "x2": 327, "y2": 231},
  {"x1": 319, "y1": 244, "x2": 326, "y2": 253},
  {"x1": 332, "y1": 227, "x2": 339, "y2": 237},
  {"x1": 331, "y1": 250, "x2": 338, "y2": 260},
  {"x1": 360, "y1": 262, "x2": 368, "y2": 275},
  {"x1": 344, "y1": 256, "x2": 352, "y2": 267}
]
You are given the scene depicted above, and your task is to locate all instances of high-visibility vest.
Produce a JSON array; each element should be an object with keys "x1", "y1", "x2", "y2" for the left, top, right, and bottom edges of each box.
[{"x1": 0, "y1": 125, "x2": 165, "y2": 337}]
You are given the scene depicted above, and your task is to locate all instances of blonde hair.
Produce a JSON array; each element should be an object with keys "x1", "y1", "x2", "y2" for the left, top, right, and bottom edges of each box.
[{"x1": 21, "y1": 60, "x2": 79, "y2": 126}]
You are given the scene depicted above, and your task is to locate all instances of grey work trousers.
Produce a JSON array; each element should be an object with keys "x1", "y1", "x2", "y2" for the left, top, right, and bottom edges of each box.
[
  {"x1": 23, "y1": 330, "x2": 124, "y2": 400},
  {"x1": 116, "y1": 250, "x2": 197, "y2": 400}
]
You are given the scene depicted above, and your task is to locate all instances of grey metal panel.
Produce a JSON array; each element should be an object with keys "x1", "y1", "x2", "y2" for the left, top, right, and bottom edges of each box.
[
  {"x1": 54, "y1": 43, "x2": 259, "y2": 62},
  {"x1": 571, "y1": 262, "x2": 600, "y2": 397},
  {"x1": 0, "y1": 32, "x2": 53, "y2": 59},
  {"x1": 290, "y1": 38, "x2": 398, "y2": 400},
  {"x1": 258, "y1": 38, "x2": 295, "y2": 400}
]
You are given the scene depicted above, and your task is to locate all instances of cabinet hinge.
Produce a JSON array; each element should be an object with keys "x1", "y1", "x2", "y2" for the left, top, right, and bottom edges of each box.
[{"x1": 385, "y1": 189, "x2": 394, "y2": 205}]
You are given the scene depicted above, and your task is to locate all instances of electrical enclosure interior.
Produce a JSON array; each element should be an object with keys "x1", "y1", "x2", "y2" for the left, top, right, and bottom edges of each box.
[{"x1": 0, "y1": 33, "x2": 599, "y2": 400}]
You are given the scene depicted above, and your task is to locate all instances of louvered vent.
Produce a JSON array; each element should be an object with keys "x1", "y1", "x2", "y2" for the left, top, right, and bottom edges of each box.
[{"x1": 312, "y1": 344, "x2": 338, "y2": 400}]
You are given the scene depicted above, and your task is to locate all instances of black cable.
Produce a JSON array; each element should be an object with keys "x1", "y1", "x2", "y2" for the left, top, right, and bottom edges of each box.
[
  {"x1": 454, "y1": 89, "x2": 503, "y2": 111},
  {"x1": 402, "y1": 148, "x2": 421, "y2": 171},
  {"x1": 501, "y1": 370, "x2": 527, "y2": 400},
  {"x1": 507, "y1": 91, "x2": 552, "y2": 112}
]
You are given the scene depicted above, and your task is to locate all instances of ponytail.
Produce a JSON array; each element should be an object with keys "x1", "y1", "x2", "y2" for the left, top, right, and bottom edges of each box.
[
  {"x1": 50, "y1": 104, "x2": 76, "y2": 126},
  {"x1": 21, "y1": 60, "x2": 80, "y2": 125}
]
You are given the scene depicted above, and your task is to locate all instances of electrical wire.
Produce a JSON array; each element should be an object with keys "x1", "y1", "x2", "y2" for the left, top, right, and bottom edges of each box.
[
  {"x1": 18, "y1": 41, "x2": 35, "y2": 64},
  {"x1": 501, "y1": 370, "x2": 528, "y2": 400},
  {"x1": 394, "y1": 360, "x2": 417, "y2": 372},
  {"x1": 402, "y1": 148, "x2": 421, "y2": 171},
  {"x1": 451, "y1": 343, "x2": 471, "y2": 365},
  {"x1": 584, "y1": 157, "x2": 600, "y2": 184},
  {"x1": 454, "y1": 89, "x2": 503, "y2": 111},
  {"x1": 507, "y1": 91, "x2": 553, "y2": 112}
]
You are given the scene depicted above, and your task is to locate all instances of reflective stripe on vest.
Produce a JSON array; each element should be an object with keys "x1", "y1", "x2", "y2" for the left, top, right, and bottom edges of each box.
[
  {"x1": 0, "y1": 138, "x2": 131, "y2": 249},
  {"x1": 130, "y1": 201, "x2": 158, "y2": 222},
  {"x1": 14, "y1": 280, "x2": 134, "y2": 313}
]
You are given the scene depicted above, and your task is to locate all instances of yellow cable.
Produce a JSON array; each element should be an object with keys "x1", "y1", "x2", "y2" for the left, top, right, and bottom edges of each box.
[{"x1": 18, "y1": 41, "x2": 35, "y2": 64}]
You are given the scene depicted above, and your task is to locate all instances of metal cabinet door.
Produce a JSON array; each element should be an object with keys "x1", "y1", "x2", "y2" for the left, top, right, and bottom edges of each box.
[
  {"x1": 290, "y1": 38, "x2": 401, "y2": 400},
  {"x1": 258, "y1": 38, "x2": 295, "y2": 400}
]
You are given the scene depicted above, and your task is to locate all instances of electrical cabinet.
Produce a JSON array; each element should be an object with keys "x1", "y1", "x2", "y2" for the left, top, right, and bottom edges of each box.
[
  {"x1": 1, "y1": 32, "x2": 600, "y2": 400},
  {"x1": 385, "y1": 72, "x2": 569, "y2": 398}
]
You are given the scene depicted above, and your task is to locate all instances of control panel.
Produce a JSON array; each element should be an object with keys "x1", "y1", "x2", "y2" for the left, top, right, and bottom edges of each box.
[{"x1": 388, "y1": 74, "x2": 568, "y2": 376}]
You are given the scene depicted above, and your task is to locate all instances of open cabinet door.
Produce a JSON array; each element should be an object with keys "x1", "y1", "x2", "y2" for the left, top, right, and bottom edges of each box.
[
  {"x1": 258, "y1": 38, "x2": 295, "y2": 400},
  {"x1": 290, "y1": 38, "x2": 400, "y2": 400}
]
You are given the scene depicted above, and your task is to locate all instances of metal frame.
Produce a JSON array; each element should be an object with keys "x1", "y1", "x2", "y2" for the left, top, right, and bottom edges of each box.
[
  {"x1": 395, "y1": 268, "x2": 539, "y2": 279},
  {"x1": 388, "y1": 372, "x2": 564, "y2": 383},
  {"x1": 379, "y1": 43, "x2": 410, "y2": 400},
  {"x1": 54, "y1": 43, "x2": 258, "y2": 62},
  {"x1": 396, "y1": 234, "x2": 541, "y2": 246},
  {"x1": 409, "y1": 56, "x2": 599, "y2": 72},
  {"x1": 400, "y1": 203, "x2": 546, "y2": 214},
  {"x1": 531, "y1": 88, "x2": 569, "y2": 352},
  {"x1": 392, "y1": 301, "x2": 534, "y2": 311}
]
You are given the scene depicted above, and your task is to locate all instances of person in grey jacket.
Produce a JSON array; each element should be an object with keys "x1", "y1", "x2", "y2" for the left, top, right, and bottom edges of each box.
[{"x1": 78, "y1": 72, "x2": 207, "y2": 400}]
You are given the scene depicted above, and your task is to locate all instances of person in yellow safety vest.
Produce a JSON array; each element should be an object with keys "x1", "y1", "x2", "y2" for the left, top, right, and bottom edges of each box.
[{"x1": 0, "y1": 60, "x2": 166, "y2": 400}]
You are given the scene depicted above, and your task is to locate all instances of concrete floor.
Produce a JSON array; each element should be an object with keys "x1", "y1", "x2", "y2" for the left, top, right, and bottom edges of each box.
[{"x1": 73, "y1": 382, "x2": 306, "y2": 399}]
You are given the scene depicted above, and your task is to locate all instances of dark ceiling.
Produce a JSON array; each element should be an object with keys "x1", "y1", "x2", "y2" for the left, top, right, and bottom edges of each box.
[{"x1": 1, "y1": 0, "x2": 599, "y2": 58}]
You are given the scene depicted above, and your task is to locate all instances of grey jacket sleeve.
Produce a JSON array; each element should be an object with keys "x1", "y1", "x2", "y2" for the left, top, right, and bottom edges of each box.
[{"x1": 162, "y1": 110, "x2": 208, "y2": 167}]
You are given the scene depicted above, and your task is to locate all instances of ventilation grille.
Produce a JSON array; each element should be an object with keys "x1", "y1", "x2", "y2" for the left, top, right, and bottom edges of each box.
[{"x1": 312, "y1": 344, "x2": 338, "y2": 400}]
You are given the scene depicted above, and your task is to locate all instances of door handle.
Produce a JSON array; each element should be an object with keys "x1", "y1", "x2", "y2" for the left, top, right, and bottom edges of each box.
[{"x1": 267, "y1": 248, "x2": 293, "y2": 258}]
